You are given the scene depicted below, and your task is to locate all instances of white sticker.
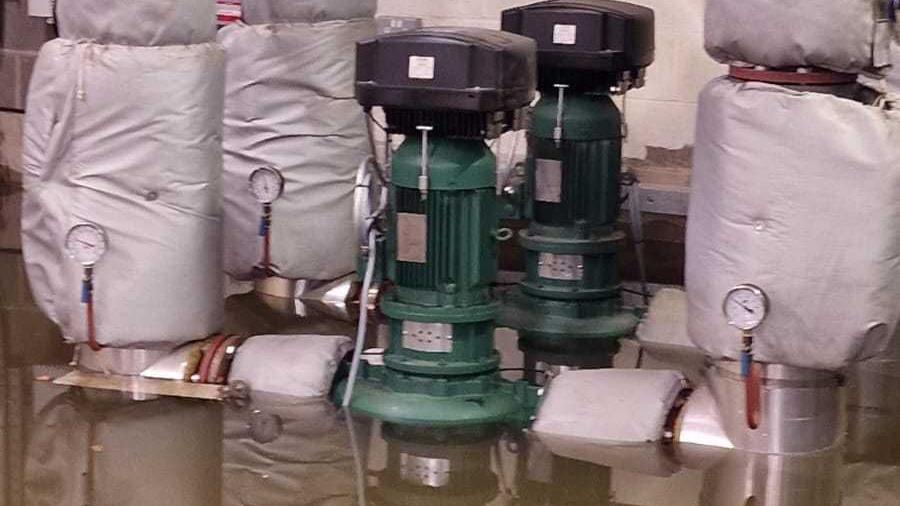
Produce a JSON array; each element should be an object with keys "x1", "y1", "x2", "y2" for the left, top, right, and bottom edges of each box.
[
  {"x1": 553, "y1": 24, "x2": 577, "y2": 45},
  {"x1": 408, "y1": 56, "x2": 436, "y2": 80}
]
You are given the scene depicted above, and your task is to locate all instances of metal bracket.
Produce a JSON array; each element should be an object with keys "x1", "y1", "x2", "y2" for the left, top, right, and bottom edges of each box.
[
  {"x1": 399, "y1": 453, "x2": 452, "y2": 487},
  {"x1": 401, "y1": 322, "x2": 453, "y2": 353},
  {"x1": 416, "y1": 125, "x2": 433, "y2": 201},
  {"x1": 553, "y1": 84, "x2": 569, "y2": 147},
  {"x1": 537, "y1": 253, "x2": 584, "y2": 281}
]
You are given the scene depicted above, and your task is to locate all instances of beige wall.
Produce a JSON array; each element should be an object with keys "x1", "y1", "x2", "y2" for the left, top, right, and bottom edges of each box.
[{"x1": 376, "y1": 0, "x2": 724, "y2": 160}]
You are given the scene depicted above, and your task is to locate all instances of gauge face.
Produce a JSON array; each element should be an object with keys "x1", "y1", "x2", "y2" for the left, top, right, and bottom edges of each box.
[
  {"x1": 249, "y1": 167, "x2": 284, "y2": 204},
  {"x1": 723, "y1": 284, "x2": 769, "y2": 332},
  {"x1": 65, "y1": 223, "x2": 108, "y2": 266}
]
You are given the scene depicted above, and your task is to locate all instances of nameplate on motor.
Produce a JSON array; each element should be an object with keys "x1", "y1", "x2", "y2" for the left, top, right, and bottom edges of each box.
[
  {"x1": 397, "y1": 212, "x2": 428, "y2": 263},
  {"x1": 535, "y1": 159, "x2": 563, "y2": 203}
]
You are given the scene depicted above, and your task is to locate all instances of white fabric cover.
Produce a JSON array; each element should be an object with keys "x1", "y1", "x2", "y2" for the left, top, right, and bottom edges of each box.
[
  {"x1": 22, "y1": 40, "x2": 225, "y2": 348},
  {"x1": 686, "y1": 77, "x2": 900, "y2": 370},
  {"x1": 56, "y1": 0, "x2": 217, "y2": 46},
  {"x1": 705, "y1": 0, "x2": 892, "y2": 74},
  {"x1": 229, "y1": 334, "x2": 353, "y2": 397},
  {"x1": 220, "y1": 20, "x2": 373, "y2": 281},
  {"x1": 242, "y1": 0, "x2": 377, "y2": 24},
  {"x1": 533, "y1": 370, "x2": 685, "y2": 444}
]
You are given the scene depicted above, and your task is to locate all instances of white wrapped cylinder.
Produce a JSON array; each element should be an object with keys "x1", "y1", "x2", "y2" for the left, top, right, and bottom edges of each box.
[
  {"x1": 705, "y1": 0, "x2": 893, "y2": 74},
  {"x1": 220, "y1": 20, "x2": 374, "y2": 281},
  {"x1": 228, "y1": 334, "x2": 353, "y2": 398},
  {"x1": 686, "y1": 77, "x2": 900, "y2": 371},
  {"x1": 242, "y1": 0, "x2": 377, "y2": 24},
  {"x1": 533, "y1": 370, "x2": 685, "y2": 444},
  {"x1": 56, "y1": 0, "x2": 218, "y2": 46},
  {"x1": 22, "y1": 40, "x2": 225, "y2": 348}
]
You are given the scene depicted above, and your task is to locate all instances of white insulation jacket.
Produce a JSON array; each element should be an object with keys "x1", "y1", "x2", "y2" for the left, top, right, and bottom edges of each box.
[
  {"x1": 56, "y1": 0, "x2": 218, "y2": 46},
  {"x1": 686, "y1": 77, "x2": 900, "y2": 371},
  {"x1": 221, "y1": 19, "x2": 374, "y2": 281},
  {"x1": 534, "y1": 370, "x2": 686, "y2": 444},
  {"x1": 705, "y1": 0, "x2": 894, "y2": 74},
  {"x1": 22, "y1": 39, "x2": 225, "y2": 348}
]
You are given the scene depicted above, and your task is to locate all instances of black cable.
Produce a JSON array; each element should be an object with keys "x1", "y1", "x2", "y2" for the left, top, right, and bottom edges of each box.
[
  {"x1": 50, "y1": 0, "x2": 60, "y2": 38},
  {"x1": 622, "y1": 287, "x2": 652, "y2": 298},
  {"x1": 365, "y1": 110, "x2": 388, "y2": 132}
]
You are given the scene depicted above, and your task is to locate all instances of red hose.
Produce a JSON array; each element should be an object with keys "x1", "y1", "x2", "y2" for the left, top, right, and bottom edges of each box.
[
  {"x1": 196, "y1": 334, "x2": 227, "y2": 384},
  {"x1": 258, "y1": 204, "x2": 273, "y2": 276},
  {"x1": 746, "y1": 362, "x2": 761, "y2": 430},
  {"x1": 86, "y1": 298, "x2": 101, "y2": 352},
  {"x1": 262, "y1": 225, "x2": 271, "y2": 272}
]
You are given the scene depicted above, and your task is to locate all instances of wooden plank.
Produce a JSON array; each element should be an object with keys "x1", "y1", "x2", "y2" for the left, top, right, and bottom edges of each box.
[{"x1": 54, "y1": 371, "x2": 224, "y2": 401}]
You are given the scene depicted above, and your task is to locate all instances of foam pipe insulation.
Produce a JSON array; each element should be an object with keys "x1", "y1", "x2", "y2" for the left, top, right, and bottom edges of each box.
[
  {"x1": 220, "y1": 11, "x2": 375, "y2": 281},
  {"x1": 228, "y1": 334, "x2": 353, "y2": 398},
  {"x1": 22, "y1": 0, "x2": 225, "y2": 350},
  {"x1": 705, "y1": 0, "x2": 895, "y2": 74}
]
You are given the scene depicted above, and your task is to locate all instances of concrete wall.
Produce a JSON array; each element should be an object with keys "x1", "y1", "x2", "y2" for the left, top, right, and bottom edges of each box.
[
  {"x1": 1, "y1": 0, "x2": 55, "y2": 111},
  {"x1": 376, "y1": 0, "x2": 724, "y2": 160}
]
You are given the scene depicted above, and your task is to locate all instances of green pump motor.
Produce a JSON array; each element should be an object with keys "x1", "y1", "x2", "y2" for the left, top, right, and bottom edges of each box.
[
  {"x1": 500, "y1": 0, "x2": 655, "y2": 382},
  {"x1": 338, "y1": 28, "x2": 539, "y2": 427}
]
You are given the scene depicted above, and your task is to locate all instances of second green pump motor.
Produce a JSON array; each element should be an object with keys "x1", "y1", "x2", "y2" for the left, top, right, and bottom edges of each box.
[{"x1": 500, "y1": 0, "x2": 656, "y2": 382}]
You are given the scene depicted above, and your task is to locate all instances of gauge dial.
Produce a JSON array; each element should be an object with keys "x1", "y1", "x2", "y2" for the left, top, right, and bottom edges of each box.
[
  {"x1": 65, "y1": 223, "x2": 108, "y2": 266},
  {"x1": 249, "y1": 167, "x2": 285, "y2": 204},
  {"x1": 723, "y1": 284, "x2": 769, "y2": 332}
]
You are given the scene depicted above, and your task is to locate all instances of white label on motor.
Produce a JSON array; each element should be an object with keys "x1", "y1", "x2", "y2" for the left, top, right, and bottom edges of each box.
[
  {"x1": 535, "y1": 159, "x2": 563, "y2": 203},
  {"x1": 397, "y1": 213, "x2": 428, "y2": 263},
  {"x1": 408, "y1": 56, "x2": 436, "y2": 80},
  {"x1": 553, "y1": 24, "x2": 577, "y2": 45}
]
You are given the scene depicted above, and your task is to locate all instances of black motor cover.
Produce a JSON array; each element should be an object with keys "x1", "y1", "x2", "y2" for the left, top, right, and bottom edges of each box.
[
  {"x1": 502, "y1": 0, "x2": 654, "y2": 75},
  {"x1": 356, "y1": 27, "x2": 537, "y2": 113}
]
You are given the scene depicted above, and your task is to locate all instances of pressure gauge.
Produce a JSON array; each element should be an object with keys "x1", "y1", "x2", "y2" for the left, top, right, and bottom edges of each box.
[
  {"x1": 65, "y1": 223, "x2": 108, "y2": 266},
  {"x1": 723, "y1": 284, "x2": 769, "y2": 332},
  {"x1": 249, "y1": 167, "x2": 285, "y2": 204}
]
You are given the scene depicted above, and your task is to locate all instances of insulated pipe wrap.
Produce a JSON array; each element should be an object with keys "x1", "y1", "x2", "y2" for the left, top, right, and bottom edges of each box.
[
  {"x1": 220, "y1": 20, "x2": 375, "y2": 281},
  {"x1": 56, "y1": 0, "x2": 218, "y2": 46},
  {"x1": 685, "y1": 77, "x2": 900, "y2": 370},
  {"x1": 22, "y1": 40, "x2": 226, "y2": 348},
  {"x1": 705, "y1": 0, "x2": 893, "y2": 74}
]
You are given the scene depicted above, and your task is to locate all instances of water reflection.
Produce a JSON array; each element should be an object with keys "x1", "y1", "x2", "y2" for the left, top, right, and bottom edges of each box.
[
  {"x1": 3, "y1": 249, "x2": 900, "y2": 505},
  {"x1": 24, "y1": 387, "x2": 222, "y2": 506},
  {"x1": 3, "y1": 372, "x2": 900, "y2": 506},
  {"x1": 223, "y1": 395, "x2": 358, "y2": 506}
]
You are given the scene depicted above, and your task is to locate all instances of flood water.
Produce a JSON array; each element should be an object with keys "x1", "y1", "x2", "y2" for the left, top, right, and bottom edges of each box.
[{"x1": 3, "y1": 250, "x2": 900, "y2": 506}]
